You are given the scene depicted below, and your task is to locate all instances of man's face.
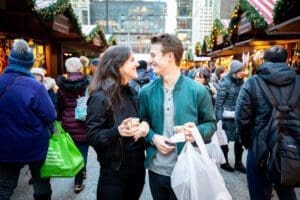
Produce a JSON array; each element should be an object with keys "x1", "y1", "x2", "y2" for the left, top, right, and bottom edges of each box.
[
  {"x1": 236, "y1": 70, "x2": 245, "y2": 79},
  {"x1": 149, "y1": 43, "x2": 170, "y2": 76}
]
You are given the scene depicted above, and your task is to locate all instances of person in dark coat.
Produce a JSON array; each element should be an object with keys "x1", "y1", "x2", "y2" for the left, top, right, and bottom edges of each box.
[
  {"x1": 86, "y1": 45, "x2": 149, "y2": 200},
  {"x1": 0, "y1": 39, "x2": 56, "y2": 200},
  {"x1": 215, "y1": 60, "x2": 246, "y2": 173},
  {"x1": 236, "y1": 46, "x2": 298, "y2": 200},
  {"x1": 57, "y1": 57, "x2": 90, "y2": 193},
  {"x1": 129, "y1": 60, "x2": 151, "y2": 92}
]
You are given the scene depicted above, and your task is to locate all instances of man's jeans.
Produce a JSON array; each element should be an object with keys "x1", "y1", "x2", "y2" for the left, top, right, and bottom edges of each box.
[
  {"x1": 0, "y1": 162, "x2": 51, "y2": 200},
  {"x1": 246, "y1": 148, "x2": 297, "y2": 200},
  {"x1": 148, "y1": 170, "x2": 177, "y2": 200}
]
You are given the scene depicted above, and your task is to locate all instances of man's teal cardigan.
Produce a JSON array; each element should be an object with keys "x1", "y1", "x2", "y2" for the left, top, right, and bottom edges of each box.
[{"x1": 138, "y1": 74, "x2": 216, "y2": 167}]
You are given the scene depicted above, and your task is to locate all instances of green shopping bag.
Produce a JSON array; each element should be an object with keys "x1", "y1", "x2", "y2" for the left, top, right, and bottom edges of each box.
[{"x1": 41, "y1": 121, "x2": 84, "y2": 178}]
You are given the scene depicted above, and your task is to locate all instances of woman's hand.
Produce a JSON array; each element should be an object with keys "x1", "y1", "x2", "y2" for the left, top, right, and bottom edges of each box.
[
  {"x1": 133, "y1": 121, "x2": 150, "y2": 141},
  {"x1": 118, "y1": 118, "x2": 139, "y2": 137}
]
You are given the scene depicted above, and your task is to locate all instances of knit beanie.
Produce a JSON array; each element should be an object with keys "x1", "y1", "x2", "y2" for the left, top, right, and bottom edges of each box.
[
  {"x1": 229, "y1": 60, "x2": 243, "y2": 74},
  {"x1": 31, "y1": 67, "x2": 45, "y2": 79},
  {"x1": 8, "y1": 39, "x2": 34, "y2": 68},
  {"x1": 65, "y1": 57, "x2": 82, "y2": 73}
]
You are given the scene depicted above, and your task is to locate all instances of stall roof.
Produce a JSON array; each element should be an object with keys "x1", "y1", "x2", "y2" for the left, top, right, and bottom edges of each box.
[{"x1": 268, "y1": 16, "x2": 300, "y2": 35}]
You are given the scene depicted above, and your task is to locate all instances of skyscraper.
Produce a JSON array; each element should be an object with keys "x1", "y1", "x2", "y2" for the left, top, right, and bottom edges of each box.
[
  {"x1": 70, "y1": 0, "x2": 90, "y2": 25},
  {"x1": 90, "y1": 0, "x2": 167, "y2": 53},
  {"x1": 176, "y1": 0, "x2": 221, "y2": 49}
]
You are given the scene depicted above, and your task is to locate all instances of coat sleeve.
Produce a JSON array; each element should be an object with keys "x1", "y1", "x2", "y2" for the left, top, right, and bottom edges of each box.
[
  {"x1": 86, "y1": 93, "x2": 120, "y2": 148},
  {"x1": 138, "y1": 89, "x2": 156, "y2": 144},
  {"x1": 235, "y1": 78, "x2": 254, "y2": 148},
  {"x1": 215, "y1": 78, "x2": 230, "y2": 121},
  {"x1": 196, "y1": 86, "x2": 216, "y2": 143},
  {"x1": 32, "y1": 84, "x2": 56, "y2": 125}
]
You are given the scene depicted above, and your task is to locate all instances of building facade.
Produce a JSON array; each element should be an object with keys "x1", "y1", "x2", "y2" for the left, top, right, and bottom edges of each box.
[
  {"x1": 176, "y1": 0, "x2": 220, "y2": 50},
  {"x1": 70, "y1": 0, "x2": 90, "y2": 25},
  {"x1": 90, "y1": 0, "x2": 167, "y2": 53}
]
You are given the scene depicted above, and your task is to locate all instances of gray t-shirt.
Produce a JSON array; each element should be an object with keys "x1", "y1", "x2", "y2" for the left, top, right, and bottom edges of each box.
[{"x1": 148, "y1": 87, "x2": 177, "y2": 176}]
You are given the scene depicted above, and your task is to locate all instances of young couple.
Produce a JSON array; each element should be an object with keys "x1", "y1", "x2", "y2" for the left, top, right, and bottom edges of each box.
[{"x1": 86, "y1": 33, "x2": 216, "y2": 200}]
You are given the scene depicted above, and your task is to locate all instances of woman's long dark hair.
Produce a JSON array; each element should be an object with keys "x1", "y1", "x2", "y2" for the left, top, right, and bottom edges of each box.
[{"x1": 89, "y1": 45, "x2": 131, "y2": 107}]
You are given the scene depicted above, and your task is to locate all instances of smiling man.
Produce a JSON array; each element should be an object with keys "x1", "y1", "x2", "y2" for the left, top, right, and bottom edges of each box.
[{"x1": 138, "y1": 33, "x2": 216, "y2": 200}]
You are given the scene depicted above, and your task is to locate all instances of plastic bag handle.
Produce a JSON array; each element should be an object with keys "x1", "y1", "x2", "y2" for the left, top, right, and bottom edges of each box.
[{"x1": 190, "y1": 127, "x2": 211, "y2": 162}]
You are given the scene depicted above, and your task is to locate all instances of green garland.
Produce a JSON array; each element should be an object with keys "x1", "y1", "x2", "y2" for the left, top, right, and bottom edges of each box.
[
  {"x1": 273, "y1": 0, "x2": 300, "y2": 24},
  {"x1": 108, "y1": 35, "x2": 117, "y2": 46},
  {"x1": 27, "y1": 0, "x2": 83, "y2": 37},
  {"x1": 227, "y1": 0, "x2": 268, "y2": 42},
  {"x1": 209, "y1": 19, "x2": 228, "y2": 49},
  {"x1": 194, "y1": 42, "x2": 201, "y2": 56},
  {"x1": 85, "y1": 24, "x2": 108, "y2": 47}
]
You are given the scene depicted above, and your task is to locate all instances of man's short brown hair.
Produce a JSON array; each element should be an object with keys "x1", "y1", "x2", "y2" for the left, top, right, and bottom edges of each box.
[{"x1": 151, "y1": 33, "x2": 183, "y2": 66}]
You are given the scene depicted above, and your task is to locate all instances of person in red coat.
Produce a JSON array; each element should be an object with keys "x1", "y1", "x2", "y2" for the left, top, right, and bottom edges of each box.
[{"x1": 56, "y1": 57, "x2": 90, "y2": 193}]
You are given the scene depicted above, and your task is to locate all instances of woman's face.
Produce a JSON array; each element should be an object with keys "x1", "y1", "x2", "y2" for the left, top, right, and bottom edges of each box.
[
  {"x1": 194, "y1": 72, "x2": 205, "y2": 84},
  {"x1": 119, "y1": 52, "x2": 139, "y2": 85}
]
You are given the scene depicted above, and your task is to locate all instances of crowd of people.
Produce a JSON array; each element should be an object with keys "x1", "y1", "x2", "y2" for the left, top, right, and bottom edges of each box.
[{"x1": 0, "y1": 35, "x2": 299, "y2": 200}]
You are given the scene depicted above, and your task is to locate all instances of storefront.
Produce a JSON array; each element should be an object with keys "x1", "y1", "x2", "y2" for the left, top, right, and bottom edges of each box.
[{"x1": 0, "y1": 0, "x2": 107, "y2": 76}]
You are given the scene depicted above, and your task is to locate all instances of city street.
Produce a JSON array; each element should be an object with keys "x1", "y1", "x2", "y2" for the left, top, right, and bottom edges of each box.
[{"x1": 11, "y1": 143, "x2": 300, "y2": 200}]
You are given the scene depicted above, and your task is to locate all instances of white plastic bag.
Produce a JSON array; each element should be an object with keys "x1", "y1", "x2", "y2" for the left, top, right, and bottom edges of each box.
[
  {"x1": 215, "y1": 121, "x2": 228, "y2": 146},
  {"x1": 171, "y1": 127, "x2": 232, "y2": 200},
  {"x1": 206, "y1": 134, "x2": 226, "y2": 164}
]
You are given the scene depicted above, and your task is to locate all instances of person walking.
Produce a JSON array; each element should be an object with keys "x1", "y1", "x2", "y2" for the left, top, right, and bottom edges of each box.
[
  {"x1": 215, "y1": 60, "x2": 246, "y2": 173},
  {"x1": 236, "y1": 46, "x2": 298, "y2": 200},
  {"x1": 0, "y1": 39, "x2": 56, "y2": 200},
  {"x1": 86, "y1": 45, "x2": 149, "y2": 200},
  {"x1": 138, "y1": 33, "x2": 216, "y2": 200},
  {"x1": 56, "y1": 57, "x2": 90, "y2": 193}
]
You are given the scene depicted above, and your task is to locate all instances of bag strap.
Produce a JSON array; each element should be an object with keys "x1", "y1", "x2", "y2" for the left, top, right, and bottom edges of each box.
[
  {"x1": 84, "y1": 87, "x2": 89, "y2": 97},
  {"x1": 255, "y1": 77, "x2": 278, "y2": 107},
  {"x1": 0, "y1": 76, "x2": 21, "y2": 101}
]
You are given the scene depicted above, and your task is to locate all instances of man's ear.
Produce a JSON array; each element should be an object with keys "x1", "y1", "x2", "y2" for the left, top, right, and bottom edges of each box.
[{"x1": 167, "y1": 52, "x2": 175, "y2": 63}]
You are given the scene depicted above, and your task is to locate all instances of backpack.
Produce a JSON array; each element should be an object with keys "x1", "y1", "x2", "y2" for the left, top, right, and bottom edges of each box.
[{"x1": 253, "y1": 76, "x2": 300, "y2": 187}]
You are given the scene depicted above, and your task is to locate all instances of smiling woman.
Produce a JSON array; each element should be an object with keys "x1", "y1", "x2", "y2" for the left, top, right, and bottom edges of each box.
[{"x1": 86, "y1": 45, "x2": 149, "y2": 200}]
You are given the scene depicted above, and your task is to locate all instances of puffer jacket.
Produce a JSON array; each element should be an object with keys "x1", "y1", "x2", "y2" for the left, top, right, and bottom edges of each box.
[
  {"x1": 57, "y1": 72, "x2": 89, "y2": 142},
  {"x1": 236, "y1": 62, "x2": 299, "y2": 149},
  {"x1": 215, "y1": 74, "x2": 243, "y2": 141}
]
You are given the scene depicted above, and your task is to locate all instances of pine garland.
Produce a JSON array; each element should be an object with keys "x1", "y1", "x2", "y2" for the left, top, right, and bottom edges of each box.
[
  {"x1": 273, "y1": 0, "x2": 300, "y2": 24},
  {"x1": 85, "y1": 24, "x2": 108, "y2": 47},
  {"x1": 27, "y1": 0, "x2": 83, "y2": 37},
  {"x1": 227, "y1": 0, "x2": 267, "y2": 38},
  {"x1": 209, "y1": 19, "x2": 228, "y2": 49}
]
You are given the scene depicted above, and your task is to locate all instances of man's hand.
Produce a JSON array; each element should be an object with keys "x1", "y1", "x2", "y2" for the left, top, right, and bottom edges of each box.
[
  {"x1": 152, "y1": 134, "x2": 175, "y2": 154},
  {"x1": 182, "y1": 122, "x2": 196, "y2": 142},
  {"x1": 133, "y1": 121, "x2": 150, "y2": 141}
]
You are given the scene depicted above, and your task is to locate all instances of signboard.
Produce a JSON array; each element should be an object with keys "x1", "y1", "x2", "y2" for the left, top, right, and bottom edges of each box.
[{"x1": 53, "y1": 14, "x2": 69, "y2": 34}]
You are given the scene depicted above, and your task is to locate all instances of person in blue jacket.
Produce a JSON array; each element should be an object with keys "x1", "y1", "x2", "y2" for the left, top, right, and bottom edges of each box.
[{"x1": 0, "y1": 39, "x2": 56, "y2": 200}]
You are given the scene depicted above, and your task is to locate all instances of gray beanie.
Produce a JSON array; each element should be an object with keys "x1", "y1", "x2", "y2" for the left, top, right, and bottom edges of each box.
[
  {"x1": 229, "y1": 60, "x2": 243, "y2": 74},
  {"x1": 8, "y1": 39, "x2": 34, "y2": 68}
]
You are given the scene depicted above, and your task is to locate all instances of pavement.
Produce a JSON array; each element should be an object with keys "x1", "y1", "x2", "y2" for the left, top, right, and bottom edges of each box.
[{"x1": 11, "y1": 143, "x2": 300, "y2": 200}]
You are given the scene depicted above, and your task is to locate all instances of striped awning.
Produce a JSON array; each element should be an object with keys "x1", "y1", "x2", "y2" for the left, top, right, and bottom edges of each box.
[{"x1": 247, "y1": 0, "x2": 276, "y2": 25}]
